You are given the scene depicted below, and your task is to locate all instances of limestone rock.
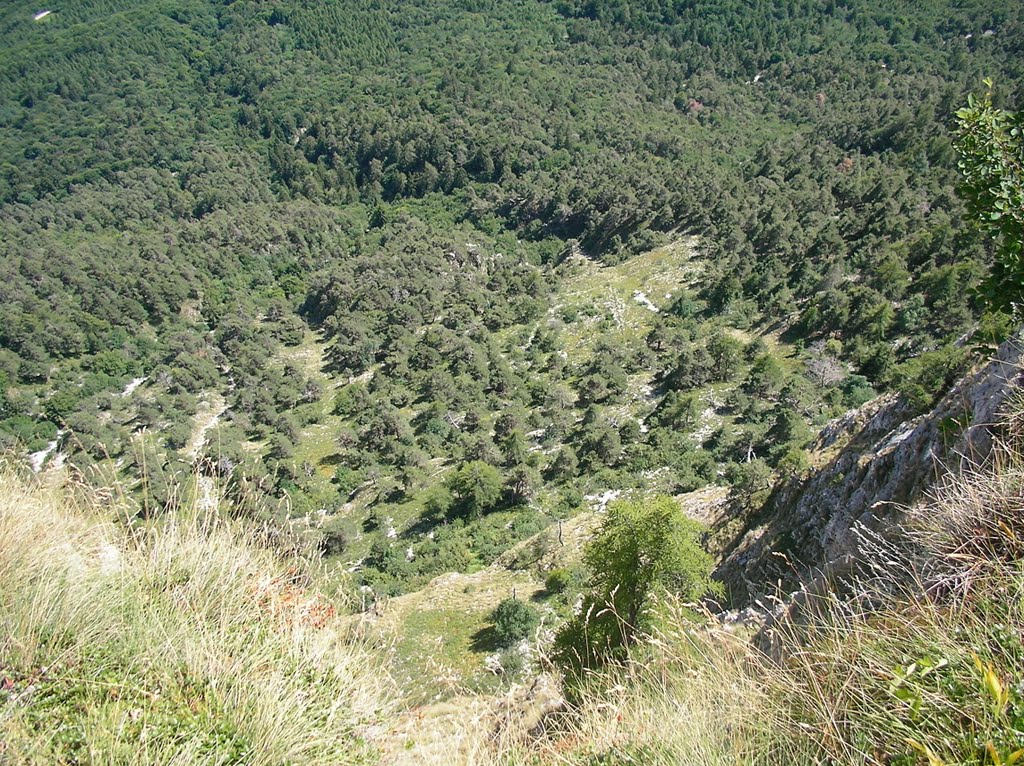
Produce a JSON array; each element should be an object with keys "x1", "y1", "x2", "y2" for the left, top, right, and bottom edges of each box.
[{"x1": 718, "y1": 335, "x2": 1024, "y2": 604}]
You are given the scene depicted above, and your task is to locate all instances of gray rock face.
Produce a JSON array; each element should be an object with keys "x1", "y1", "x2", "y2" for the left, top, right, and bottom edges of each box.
[{"x1": 718, "y1": 336, "x2": 1024, "y2": 605}]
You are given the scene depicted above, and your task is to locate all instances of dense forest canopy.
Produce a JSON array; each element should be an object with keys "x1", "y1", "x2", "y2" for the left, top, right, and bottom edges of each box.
[{"x1": 1, "y1": 0, "x2": 1021, "y2": 596}]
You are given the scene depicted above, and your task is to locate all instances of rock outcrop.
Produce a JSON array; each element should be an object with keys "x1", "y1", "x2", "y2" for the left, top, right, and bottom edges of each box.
[{"x1": 718, "y1": 335, "x2": 1024, "y2": 605}]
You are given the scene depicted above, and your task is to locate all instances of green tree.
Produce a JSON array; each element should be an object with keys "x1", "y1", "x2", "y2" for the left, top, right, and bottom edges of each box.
[
  {"x1": 447, "y1": 460, "x2": 503, "y2": 518},
  {"x1": 656, "y1": 390, "x2": 702, "y2": 430},
  {"x1": 547, "y1": 446, "x2": 579, "y2": 481},
  {"x1": 267, "y1": 433, "x2": 294, "y2": 462},
  {"x1": 744, "y1": 353, "x2": 786, "y2": 398},
  {"x1": 490, "y1": 597, "x2": 539, "y2": 647},
  {"x1": 955, "y1": 86, "x2": 1024, "y2": 316},
  {"x1": 894, "y1": 344, "x2": 971, "y2": 413},
  {"x1": 506, "y1": 464, "x2": 540, "y2": 503},
  {"x1": 553, "y1": 496, "x2": 719, "y2": 672},
  {"x1": 707, "y1": 332, "x2": 745, "y2": 381},
  {"x1": 0, "y1": 371, "x2": 13, "y2": 419},
  {"x1": 726, "y1": 458, "x2": 773, "y2": 510}
]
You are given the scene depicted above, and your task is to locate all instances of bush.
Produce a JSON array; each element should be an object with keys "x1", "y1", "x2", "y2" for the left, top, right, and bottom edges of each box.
[
  {"x1": 491, "y1": 597, "x2": 540, "y2": 647},
  {"x1": 553, "y1": 496, "x2": 720, "y2": 673},
  {"x1": 332, "y1": 465, "x2": 363, "y2": 496},
  {"x1": 447, "y1": 460, "x2": 504, "y2": 518},
  {"x1": 545, "y1": 565, "x2": 586, "y2": 595},
  {"x1": 894, "y1": 344, "x2": 971, "y2": 413},
  {"x1": 841, "y1": 374, "x2": 876, "y2": 409},
  {"x1": 496, "y1": 647, "x2": 526, "y2": 677}
]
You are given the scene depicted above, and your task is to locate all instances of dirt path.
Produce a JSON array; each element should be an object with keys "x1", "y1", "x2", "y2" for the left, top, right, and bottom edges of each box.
[{"x1": 184, "y1": 392, "x2": 227, "y2": 461}]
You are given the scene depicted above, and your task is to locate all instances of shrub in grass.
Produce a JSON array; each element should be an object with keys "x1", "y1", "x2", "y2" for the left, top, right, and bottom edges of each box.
[{"x1": 491, "y1": 597, "x2": 540, "y2": 647}]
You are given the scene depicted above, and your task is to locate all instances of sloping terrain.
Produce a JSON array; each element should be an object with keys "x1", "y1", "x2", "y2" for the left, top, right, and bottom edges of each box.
[
  {"x1": 719, "y1": 335, "x2": 1024, "y2": 603},
  {"x1": 0, "y1": 467, "x2": 393, "y2": 765}
]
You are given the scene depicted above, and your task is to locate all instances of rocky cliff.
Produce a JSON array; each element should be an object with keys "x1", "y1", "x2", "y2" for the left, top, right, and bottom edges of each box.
[{"x1": 717, "y1": 335, "x2": 1024, "y2": 605}]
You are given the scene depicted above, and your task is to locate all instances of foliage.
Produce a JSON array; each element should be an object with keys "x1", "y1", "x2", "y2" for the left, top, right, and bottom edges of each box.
[
  {"x1": 554, "y1": 495, "x2": 719, "y2": 672},
  {"x1": 447, "y1": 460, "x2": 505, "y2": 518},
  {"x1": 545, "y1": 565, "x2": 587, "y2": 595},
  {"x1": 894, "y1": 344, "x2": 972, "y2": 413},
  {"x1": 956, "y1": 85, "x2": 1024, "y2": 316},
  {"x1": 490, "y1": 597, "x2": 540, "y2": 647}
]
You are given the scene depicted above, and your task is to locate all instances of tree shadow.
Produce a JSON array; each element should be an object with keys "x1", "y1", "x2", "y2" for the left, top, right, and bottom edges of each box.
[
  {"x1": 318, "y1": 452, "x2": 347, "y2": 468},
  {"x1": 530, "y1": 589, "x2": 551, "y2": 604},
  {"x1": 400, "y1": 506, "x2": 449, "y2": 539},
  {"x1": 469, "y1": 624, "x2": 502, "y2": 653}
]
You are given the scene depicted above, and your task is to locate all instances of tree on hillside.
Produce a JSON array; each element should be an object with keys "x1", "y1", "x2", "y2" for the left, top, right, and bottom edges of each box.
[
  {"x1": 553, "y1": 495, "x2": 719, "y2": 673},
  {"x1": 447, "y1": 460, "x2": 503, "y2": 518},
  {"x1": 547, "y1": 445, "x2": 579, "y2": 481},
  {"x1": 490, "y1": 597, "x2": 540, "y2": 646},
  {"x1": 955, "y1": 85, "x2": 1024, "y2": 317}
]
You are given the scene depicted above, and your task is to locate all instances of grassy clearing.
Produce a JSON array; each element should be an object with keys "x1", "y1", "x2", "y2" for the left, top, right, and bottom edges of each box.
[
  {"x1": 280, "y1": 330, "x2": 346, "y2": 478},
  {"x1": 277, "y1": 329, "x2": 333, "y2": 383},
  {"x1": 555, "y1": 237, "x2": 699, "y2": 366},
  {"x1": 0, "y1": 466, "x2": 393, "y2": 765},
  {"x1": 362, "y1": 565, "x2": 546, "y2": 705},
  {"x1": 388, "y1": 607, "x2": 506, "y2": 701}
]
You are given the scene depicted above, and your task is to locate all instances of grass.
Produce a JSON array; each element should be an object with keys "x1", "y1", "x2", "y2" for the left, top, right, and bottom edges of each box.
[
  {"x1": 8, "y1": 323, "x2": 1024, "y2": 765},
  {"x1": 523, "y1": 605, "x2": 801, "y2": 766},
  {"x1": 6, "y1": 416, "x2": 1024, "y2": 765},
  {"x1": 279, "y1": 329, "x2": 345, "y2": 478},
  {"x1": 0, "y1": 465, "x2": 393, "y2": 765},
  {"x1": 555, "y1": 236, "x2": 699, "y2": 366},
  {"x1": 389, "y1": 608, "x2": 506, "y2": 701},
  {"x1": 496, "y1": 437, "x2": 1024, "y2": 766},
  {"x1": 363, "y1": 564, "x2": 546, "y2": 705}
]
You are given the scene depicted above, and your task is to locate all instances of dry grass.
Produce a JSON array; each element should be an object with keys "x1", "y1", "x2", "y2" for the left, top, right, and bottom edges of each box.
[
  {"x1": 469, "y1": 427, "x2": 1024, "y2": 765},
  {"x1": 522, "y1": 606, "x2": 804, "y2": 766},
  {"x1": 5, "y1": 405, "x2": 1024, "y2": 766},
  {"x1": 737, "y1": 439, "x2": 1024, "y2": 766},
  {"x1": 0, "y1": 465, "x2": 394, "y2": 765}
]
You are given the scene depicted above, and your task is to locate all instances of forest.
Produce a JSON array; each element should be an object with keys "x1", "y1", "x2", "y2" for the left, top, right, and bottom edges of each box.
[{"x1": 1, "y1": 0, "x2": 1022, "y2": 604}]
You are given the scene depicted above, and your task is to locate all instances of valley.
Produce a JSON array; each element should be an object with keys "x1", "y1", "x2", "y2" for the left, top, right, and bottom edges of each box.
[{"x1": 0, "y1": 0, "x2": 1022, "y2": 762}]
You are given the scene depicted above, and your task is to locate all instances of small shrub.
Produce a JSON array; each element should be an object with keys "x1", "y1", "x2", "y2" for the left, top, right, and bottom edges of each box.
[
  {"x1": 545, "y1": 566, "x2": 584, "y2": 595},
  {"x1": 497, "y1": 647, "x2": 526, "y2": 677},
  {"x1": 491, "y1": 597, "x2": 540, "y2": 647}
]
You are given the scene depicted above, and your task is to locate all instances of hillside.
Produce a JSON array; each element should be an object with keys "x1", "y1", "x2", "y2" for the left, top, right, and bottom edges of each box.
[
  {"x1": 3, "y1": 0, "x2": 1024, "y2": 762},
  {"x1": 2, "y1": 0, "x2": 1021, "y2": 518},
  {"x1": 719, "y1": 334, "x2": 1024, "y2": 605},
  {"x1": 5, "y1": 350, "x2": 1024, "y2": 764},
  {"x1": 0, "y1": 467, "x2": 393, "y2": 764}
]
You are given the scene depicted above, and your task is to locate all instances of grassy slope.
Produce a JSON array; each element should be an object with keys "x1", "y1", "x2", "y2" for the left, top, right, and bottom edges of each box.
[
  {"x1": 350, "y1": 511, "x2": 606, "y2": 706},
  {"x1": 555, "y1": 237, "x2": 701, "y2": 365},
  {"x1": 6, "y1": 410, "x2": 1024, "y2": 765},
  {"x1": 0, "y1": 467, "x2": 393, "y2": 765}
]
